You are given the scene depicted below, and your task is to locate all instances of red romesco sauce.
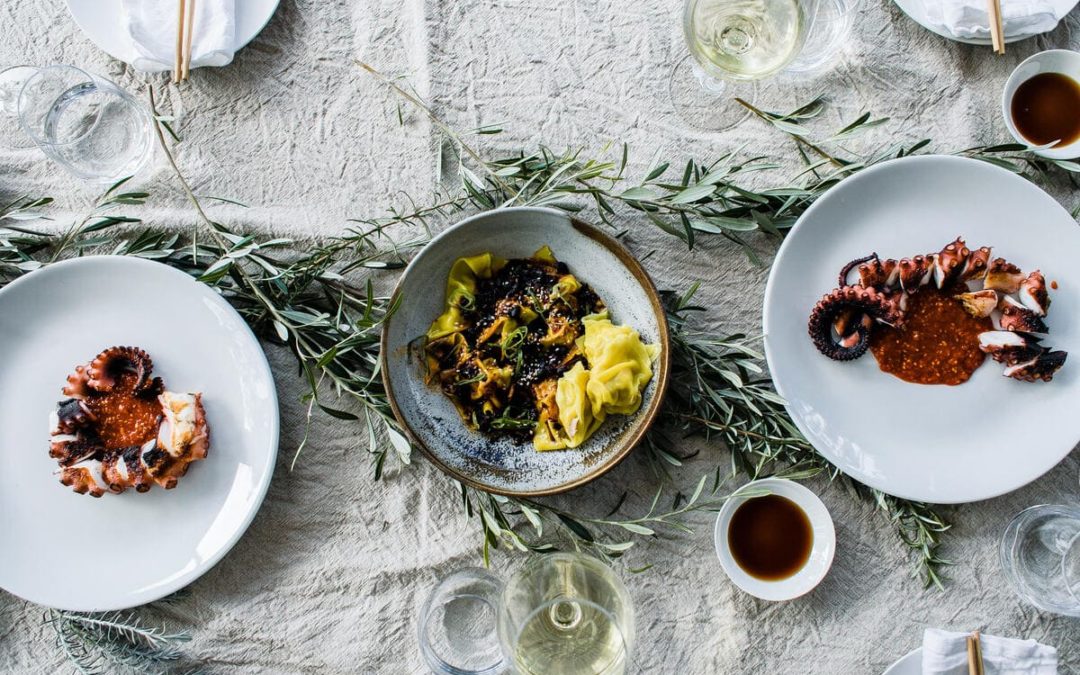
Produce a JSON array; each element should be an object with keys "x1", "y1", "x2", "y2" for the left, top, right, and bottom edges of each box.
[
  {"x1": 85, "y1": 372, "x2": 160, "y2": 449},
  {"x1": 870, "y1": 288, "x2": 992, "y2": 385}
]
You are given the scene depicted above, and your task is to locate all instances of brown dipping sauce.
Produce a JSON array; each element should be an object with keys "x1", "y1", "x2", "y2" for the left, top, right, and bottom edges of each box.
[
  {"x1": 84, "y1": 372, "x2": 161, "y2": 449},
  {"x1": 728, "y1": 495, "x2": 813, "y2": 581},
  {"x1": 1011, "y1": 73, "x2": 1080, "y2": 149},
  {"x1": 870, "y1": 288, "x2": 992, "y2": 386}
]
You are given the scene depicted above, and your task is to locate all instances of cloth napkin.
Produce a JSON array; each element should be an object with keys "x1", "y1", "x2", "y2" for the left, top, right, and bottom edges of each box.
[
  {"x1": 922, "y1": 629, "x2": 1058, "y2": 675},
  {"x1": 922, "y1": 0, "x2": 1066, "y2": 39},
  {"x1": 120, "y1": 0, "x2": 236, "y2": 73}
]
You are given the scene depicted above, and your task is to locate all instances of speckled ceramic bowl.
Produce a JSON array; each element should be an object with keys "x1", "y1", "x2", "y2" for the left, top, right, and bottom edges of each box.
[{"x1": 381, "y1": 207, "x2": 670, "y2": 496}]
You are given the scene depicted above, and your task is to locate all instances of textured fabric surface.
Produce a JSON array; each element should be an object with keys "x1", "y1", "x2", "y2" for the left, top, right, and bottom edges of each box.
[{"x1": 2, "y1": 1, "x2": 1080, "y2": 673}]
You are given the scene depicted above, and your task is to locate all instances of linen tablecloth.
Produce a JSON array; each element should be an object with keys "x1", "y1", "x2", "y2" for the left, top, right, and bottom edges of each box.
[{"x1": 2, "y1": 1, "x2": 1079, "y2": 672}]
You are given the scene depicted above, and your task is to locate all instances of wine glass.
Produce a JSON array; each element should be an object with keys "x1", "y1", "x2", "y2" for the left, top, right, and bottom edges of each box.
[
  {"x1": 671, "y1": 0, "x2": 858, "y2": 130},
  {"x1": 418, "y1": 553, "x2": 634, "y2": 675},
  {"x1": 1000, "y1": 504, "x2": 1080, "y2": 616},
  {"x1": 0, "y1": 65, "x2": 153, "y2": 183}
]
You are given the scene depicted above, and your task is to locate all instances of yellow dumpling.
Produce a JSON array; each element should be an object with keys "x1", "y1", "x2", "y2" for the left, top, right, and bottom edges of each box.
[
  {"x1": 581, "y1": 312, "x2": 661, "y2": 417},
  {"x1": 533, "y1": 363, "x2": 603, "y2": 451},
  {"x1": 534, "y1": 313, "x2": 659, "y2": 450},
  {"x1": 427, "y1": 253, "x2": 505, "y2": 340},
  {"x1": 559, "y1": 362, "x2": 602, "y2": 447}
]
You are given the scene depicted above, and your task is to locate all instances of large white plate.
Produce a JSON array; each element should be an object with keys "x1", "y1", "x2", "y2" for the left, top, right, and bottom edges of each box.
[
  {"x1": 763, "y1": 155, "x2": 1080, "y2": 504},
  {"x1": 66, "y1": 0, "x2": 280, "y2": 67},
  {"x1": 0, "y1": 256, "x2": 278, "y2": 611},
  {"x1": 891, "y1": 0, "x2": 1078, "y2": 45}
]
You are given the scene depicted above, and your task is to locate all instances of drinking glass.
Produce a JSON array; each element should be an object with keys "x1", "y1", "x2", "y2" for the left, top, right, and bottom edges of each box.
[
  {"x1": 0, "y1": 65, "x2": 153, "y2": 183},
  {"x1": 671, "y1": 0, "x2": 858, "y2": 130},
  {"x1": 999, "y1": 504, "x2": 1080, "y2": 616},
  {"x1": 418, "y1": 553, "x2": 635, "y2": 675}
]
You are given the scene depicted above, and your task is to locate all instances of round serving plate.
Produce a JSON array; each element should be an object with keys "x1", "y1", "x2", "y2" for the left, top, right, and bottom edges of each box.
[
  {"x1": 66, "y1": 0, "x2": 280, "y2": 67},
  {"x1": 764, "y1": 155, "x2": 1080, "y2": 504},
  {"x1": 381, "y1": 207, "x2": 670, "y2": 497},
  {"x1": 890, "y1": 0, "x2": 1078, "y2": 45},
  {"x1": 0, "y1": 256, "x2": 279, "y2": 611}
]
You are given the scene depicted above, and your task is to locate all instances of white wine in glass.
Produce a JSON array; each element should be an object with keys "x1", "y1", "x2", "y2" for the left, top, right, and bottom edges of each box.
[
  {"x1": 685, "y1": 0, "x2": 805, "y2": 81},
  {"x1": 500, "y1": 553, "x2": 634, "y2": 675}
]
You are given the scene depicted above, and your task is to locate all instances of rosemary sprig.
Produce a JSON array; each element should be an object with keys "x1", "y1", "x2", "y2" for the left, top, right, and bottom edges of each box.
[{"x1": 45, "y1": 609, "x2": 191, "y2": 675}]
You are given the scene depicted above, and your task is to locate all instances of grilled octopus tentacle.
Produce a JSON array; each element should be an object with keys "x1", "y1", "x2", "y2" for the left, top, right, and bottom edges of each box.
[
  {"x1": 86, "y1": 346, "x2": 154, "y2": 393},
  {"x1": 838, "y1": 253, "x2": 879, "y2": 287},
  {"x1": 808, "y1": 286, "x2": 904, "y2": 361},
  {"x1": 50, "y1": 348, "x2": 209, "y2": 497}
]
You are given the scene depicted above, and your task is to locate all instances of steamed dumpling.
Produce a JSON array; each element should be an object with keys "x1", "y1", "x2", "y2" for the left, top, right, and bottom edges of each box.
[
  {"x1": 557, "y1": 362, "x2": 602, "y2": 448},
  {"x1": 427, "y1": 253, "x2": 506, "y2": 340},
  {"x1": 581, "y1": 312, "x2": 661, "y2": 417},
  {"x1": 533, "y1": 362, "x2": 598, "y2": 451},
  {"x1": 533, "y1": 312, "x2": 659, "y2": 450}
]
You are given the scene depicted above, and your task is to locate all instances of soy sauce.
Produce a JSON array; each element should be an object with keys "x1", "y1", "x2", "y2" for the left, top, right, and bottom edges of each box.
[
  {"x1": 728, "y1": 494, "x2": 813, "y2": 581},
  {"x1": 1011, "y1": 73, "x2": 1080, "y2": 148}
]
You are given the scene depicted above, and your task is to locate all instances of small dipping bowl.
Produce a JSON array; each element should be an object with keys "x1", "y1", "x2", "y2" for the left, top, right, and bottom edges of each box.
[
  {"x1": 1002, "y1": 49, "x2": 1080, "y2": 160},
  {"x1": 714, "y1": 478, "x2": 836, "y2": 601}
]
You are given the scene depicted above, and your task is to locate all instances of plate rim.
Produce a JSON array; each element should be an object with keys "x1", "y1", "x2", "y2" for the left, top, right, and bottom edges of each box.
[
  {"x1": 380, "y1": 206, "x2": 671, "y2": 497},
  {"x1": 882, "y1": 646, "x2": 922, "y2": 674},
  {"x1": 762, "y1": 154, "x2": 1080, "y2": 504},
  {"x1": 0, "y1": 255, "x2": 280, "y2": 611}
]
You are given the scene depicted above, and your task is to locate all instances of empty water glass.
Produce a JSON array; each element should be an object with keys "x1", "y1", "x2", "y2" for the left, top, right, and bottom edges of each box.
[
  {"x1": 1000, "y1": 504, "x2": 1080, "y2": 616},
  {"x1": 0, "y1": 65, "x2": 153, "y2": 183}
]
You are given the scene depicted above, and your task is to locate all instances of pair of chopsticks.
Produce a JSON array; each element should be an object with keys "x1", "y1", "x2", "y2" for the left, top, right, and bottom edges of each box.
[
  {"x1": 173, "y1": 0, "x2": 197, "y2": 82},
  {"x1": 986, "y1": 0, "x2": 1006, "y2": 54},
  {"x1": 967, "y1": 630, "x2": 986, "y2": 675}
]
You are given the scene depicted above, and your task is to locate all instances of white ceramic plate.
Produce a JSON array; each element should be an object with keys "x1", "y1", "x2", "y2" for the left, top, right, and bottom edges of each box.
[
  {"x1": 764, "y1": 155, "x2": 1080, "y2": 504},
  {"x1": 66, "y1": 0, "x2": 280, "y2": 67},
  {"x1": 381, "y1": 207, "x2": 669, "y2": 496},
  {"x1": 884, "y1": 647, "x2": 922, "y2": 674},
  {"x1": 0, "y1": 256, "x2": 278, "y2": 611},
  {"x1": 890, "y1": 0, "x2": 1077, "y2": 45}
]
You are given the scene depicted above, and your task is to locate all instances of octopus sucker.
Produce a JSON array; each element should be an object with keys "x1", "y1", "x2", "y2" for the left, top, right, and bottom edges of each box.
[
  {"x1": 960, "y1": 246, "x2": 992, "y2": 282},
  {"x1": 62, "y1": 365, "x2": 92, "y2": 400},
  {"x1": 1003, "y1": 350, "x2": 1068, "y2": 383},
  {"x1": 49, "y1": 347, "x2": 209, "y2": 497},
  {"x1": 898, "y1": 255, "x2": 933, "y2": 293},
  {"x1": 1019, "y1": 270, "x2": 1050, "y2": 316},
  {"x1": 54, "y1": 398, "x2": 95, "y2": 434},
  {"x1": 933, "y1": 237, "x2": 970, "y2": 288},
  {"x1": 808, "y1": 237, "x2": 1066, "y2": 383},
  {"x1": 1000, "y1": 297, "x2": 1049, "y2": 334},
  {"x1": 984, "y1": 258, "x2": 1025, "y2": 294}
]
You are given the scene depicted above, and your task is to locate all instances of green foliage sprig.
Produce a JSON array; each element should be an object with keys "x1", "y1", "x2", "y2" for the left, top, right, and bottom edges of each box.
[{"x1": 46, "y1": 609, "x2": 192, "y2": 675}]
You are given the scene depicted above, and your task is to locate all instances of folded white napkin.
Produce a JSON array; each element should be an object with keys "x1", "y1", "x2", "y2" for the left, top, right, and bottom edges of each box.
[
  {"x1": 922, "y1": 0, "x2": 1066, "y2": 39},
  {"x1": 120, "y1": 0, "x2": 236, "y2": 73},
  {"x1": 922, "y1": 629, "x2": 1058, "y2": 675}
]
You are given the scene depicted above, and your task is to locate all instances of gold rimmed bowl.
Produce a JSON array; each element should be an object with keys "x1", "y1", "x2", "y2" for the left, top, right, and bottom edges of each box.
[{"x1": 380, "y1": 207, "x2": 670, "y2": 496}]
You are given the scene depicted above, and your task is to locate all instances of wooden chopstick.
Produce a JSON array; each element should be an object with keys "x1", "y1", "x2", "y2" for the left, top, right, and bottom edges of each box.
[
  {"x1": 986, "y1": 0, "x2": 1005, "y2": 55},
  {"x1": 966, "y1": 631, "x2": 986, "y2": 675},
  {"x1": 181, "y1": 0, "x2": 197, "y2": 81},
  {"x1": 173, "y1": 0, "x2": 186, "y2": 83}
]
